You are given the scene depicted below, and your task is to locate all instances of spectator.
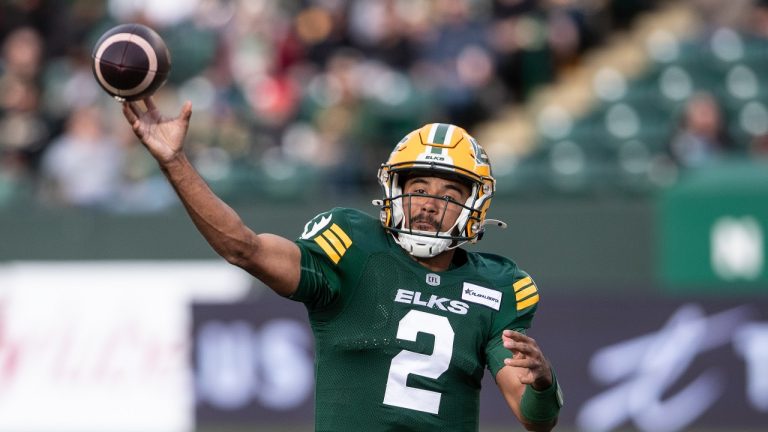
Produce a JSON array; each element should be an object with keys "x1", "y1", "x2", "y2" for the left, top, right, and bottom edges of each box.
[
  {"x1": 0, "y1": 0, "x2": 654, "y2": 209},
  {"x1": 668, "y1": 92, "x2": 734, "y2": 168},
  {"x1": 39, "y1": 105, "x2": 125, "y2": 209},
  {"x1": 0, "y1": 26, "x2": 49, "y2": 187},
  {"x1": 1, "y1": 26, "x2": 43, "y2": 81},
  {"x1": 415, "y1": 0, "x2": 495, "y2": 128}
]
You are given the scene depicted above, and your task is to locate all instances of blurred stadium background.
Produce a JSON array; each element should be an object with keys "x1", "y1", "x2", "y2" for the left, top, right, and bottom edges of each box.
[{"x1": 1, "y1": 0, "x2": 767, "y2": 431}]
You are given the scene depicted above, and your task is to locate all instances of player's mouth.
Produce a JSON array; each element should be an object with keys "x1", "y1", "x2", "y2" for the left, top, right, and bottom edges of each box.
[{"x1": 410, "y1": 216, "x2": 441, "y2": 232}]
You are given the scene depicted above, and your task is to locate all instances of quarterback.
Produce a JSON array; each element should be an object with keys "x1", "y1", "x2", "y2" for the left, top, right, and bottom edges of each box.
[{"x1": 123, "y1": 98, "x2": 563, "y2": 431}]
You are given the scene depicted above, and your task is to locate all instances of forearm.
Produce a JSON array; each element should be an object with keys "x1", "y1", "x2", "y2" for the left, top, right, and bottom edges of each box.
[
  {"x1": 497, "y1": 365, "x2": 563, "y2": 432},
  {"x1": 518, "y1": 371, "x2": 563, "y2": 431},
  {"x1": 122, "y1": 99, "x2": 299, "y2": 294},
  {"x1": 518, "y1": 385, "x2": 560, "y2": 431},
  {"x1": 159, "y1": 153, "x2": 259, "y2": 266}
]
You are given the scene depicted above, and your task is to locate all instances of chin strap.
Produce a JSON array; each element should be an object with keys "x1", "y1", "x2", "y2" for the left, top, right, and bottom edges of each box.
[{"x1": 395, "y1": 232, "x2": 450, "y2": 258}]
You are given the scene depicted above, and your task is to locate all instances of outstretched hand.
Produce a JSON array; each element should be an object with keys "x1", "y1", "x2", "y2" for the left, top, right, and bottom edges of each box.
[
  {"x1": 122, "y1": 97, "x2": 192, "y2": 164},
  {"x1": 502, "y1": 329, "x2": 553, "y2": 390}
]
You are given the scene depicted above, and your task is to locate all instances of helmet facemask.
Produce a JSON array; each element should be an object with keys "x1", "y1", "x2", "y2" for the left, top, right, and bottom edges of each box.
[
  {"x1": 374, "y1": 123, "x2": 505, "y2": 259},
  {"x1": 378, "y1": 167, "x2": 493, "y2": 258}
]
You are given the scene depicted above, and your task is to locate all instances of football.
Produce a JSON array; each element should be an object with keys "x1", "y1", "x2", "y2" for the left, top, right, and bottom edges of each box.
[{"x1": 91, "y1": 23, "x2": 171, "y2": 102}]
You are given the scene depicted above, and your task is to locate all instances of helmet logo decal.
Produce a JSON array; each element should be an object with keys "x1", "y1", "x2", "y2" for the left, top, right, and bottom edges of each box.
[
  {"x1": 419, "y1": 146, "x2": 452, "y2": 164},
  {"x1": 469, "y1": 137, "x2": 490, "y2": 166},
  {"x1": 394, "y1": 133, "x2": 410, "y2": 152}
]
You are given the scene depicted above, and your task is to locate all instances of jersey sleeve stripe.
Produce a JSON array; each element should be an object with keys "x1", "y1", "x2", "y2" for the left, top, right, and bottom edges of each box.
[
  {"x1": 330, "y1": 224, "x2": 352, "y2": 248},
  {"x1": 322, "y1": 230, "x2": 347, "y2": 257},
  {"x1": 314, "y1": 235, "x2": 341, "y2": 264},
  {"x1": 513, "y1": 277, "x2": 533, "y2": 291},
  {"x1": 517, "y1": 293, "x2": 539, "y2": 311},
  {"x1": 515, "y1": 285, "x2": 537, "y2": 301}
]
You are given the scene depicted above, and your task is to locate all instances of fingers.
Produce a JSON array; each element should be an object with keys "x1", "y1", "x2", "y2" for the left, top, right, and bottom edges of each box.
[
  {"x1": 501, "y1": 330, "x2": 553, "y2": 385},
  {"x1": 122, "y1": 102, "x2": 143, "y2": 134},
  {"x1": 503, "y1": 340, "x2": 535, "y2": 355},
  {"x1": 123, "y1": 101, "x2": 142, "y2": 121},
  {"x1": 503, "y1": 330, "x2": 539, "y2": 357},
  {"x1": 122, "y1": 102, "x2": 136, "y2": 123},
  {"x1": 504, "y1": 356, "x2": 537, "y2": 368},
  {"x1": 140, "y1": 97, "x2": 192, "y2": 121},
  {"x1": 503, "y1": 329, "x2": 533, "y2": 341},
  {"x1": 143, "y1": 96, "x2": 157, "y2": 112}
]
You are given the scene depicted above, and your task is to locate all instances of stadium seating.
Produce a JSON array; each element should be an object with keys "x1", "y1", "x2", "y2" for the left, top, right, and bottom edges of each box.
[{"x1": 489, "y1": 2, "x2": 768, "y2": 197}]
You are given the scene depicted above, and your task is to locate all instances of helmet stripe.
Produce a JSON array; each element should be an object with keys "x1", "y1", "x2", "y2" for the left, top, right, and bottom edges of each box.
[
  {"x1": 427, "y1": 123, "x2": 438, "y2": 143},
  {"x1": 428, "y1": 123, "x2": 455, "y2": 145},
  {"x1": 443, "y1": 124, "x2": 455, "y2": 145},
  {"x1": 433, "y1": 123, "x2": 449, "y2": 144}
]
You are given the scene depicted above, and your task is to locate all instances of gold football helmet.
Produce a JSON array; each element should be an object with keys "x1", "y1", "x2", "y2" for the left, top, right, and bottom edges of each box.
[{"x1": 375, "y1": 123, "x2": 505, "y2": 258}]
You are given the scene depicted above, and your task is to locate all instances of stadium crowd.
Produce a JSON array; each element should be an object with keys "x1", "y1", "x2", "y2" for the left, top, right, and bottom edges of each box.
[{"x1": 0, "y1": 0, "x2": 658, "y2": 211}]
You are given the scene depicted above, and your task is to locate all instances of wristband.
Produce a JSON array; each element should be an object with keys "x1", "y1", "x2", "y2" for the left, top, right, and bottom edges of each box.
[{"x1": 520, "y1": 369, "x2": 564, "y2": 423}]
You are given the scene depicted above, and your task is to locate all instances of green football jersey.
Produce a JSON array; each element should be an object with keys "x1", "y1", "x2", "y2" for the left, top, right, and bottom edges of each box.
[{"x1": 291, "y1": 208, "x2": 540, "y2": 432}]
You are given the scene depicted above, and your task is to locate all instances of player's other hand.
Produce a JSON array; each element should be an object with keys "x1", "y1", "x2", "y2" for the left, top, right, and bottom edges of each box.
[
  {"x1": 123, "y1": 96, "x2": 192, "y2": 165},
  {"x1": 502, "y1": 329, "x2": 553, "y2": 390}
]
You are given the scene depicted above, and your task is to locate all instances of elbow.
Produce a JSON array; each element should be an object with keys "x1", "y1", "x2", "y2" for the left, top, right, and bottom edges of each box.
[
  {"x1": 222, "y1": 249, "x2": 250, "y2": 269},
  {"x1": 218, "y1": 236, "x2": 260, "y2": 270},
  {"x1": 220, "y1": 241, "x2": 258, "y2": 270}
]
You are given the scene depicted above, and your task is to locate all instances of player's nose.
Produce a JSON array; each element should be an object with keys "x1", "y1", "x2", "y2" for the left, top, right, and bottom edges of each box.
[{"x1": 417, "y1": 195, "x2": 442, "y2": 213}]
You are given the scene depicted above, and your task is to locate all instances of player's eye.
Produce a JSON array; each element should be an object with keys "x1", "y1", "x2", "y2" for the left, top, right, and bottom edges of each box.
[{"x1": 443, "y1": 192, "x2": 463, "y2": 202}]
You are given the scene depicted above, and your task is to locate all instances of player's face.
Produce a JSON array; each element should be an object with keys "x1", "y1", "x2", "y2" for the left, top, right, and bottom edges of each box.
[{"x1": 402, "y1": 175, "x2": 471, "y2": 233}]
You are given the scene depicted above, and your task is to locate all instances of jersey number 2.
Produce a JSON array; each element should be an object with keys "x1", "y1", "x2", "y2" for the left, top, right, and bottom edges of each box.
[{"x1": 383, "y1": 310, "x2": 455, "y2": 414}]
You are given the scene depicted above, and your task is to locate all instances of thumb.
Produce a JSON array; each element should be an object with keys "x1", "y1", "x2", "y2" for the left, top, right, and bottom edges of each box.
[{"x1": 180, "y1": 101, "x2": 192, "y2": 122}]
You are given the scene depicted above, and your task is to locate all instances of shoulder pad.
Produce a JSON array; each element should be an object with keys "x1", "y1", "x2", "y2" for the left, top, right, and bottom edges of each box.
[
  {"x1": 299, "y1": 208, "x2": 354, "y2": 264},
  {"x1": 512, "y1": 276, "x2": 539, "y2": 312}
]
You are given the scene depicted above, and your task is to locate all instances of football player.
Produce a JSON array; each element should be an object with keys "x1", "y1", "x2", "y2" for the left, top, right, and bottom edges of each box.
[{"x1": 123, "y1": 97, "x2": 563, "y2": 431}]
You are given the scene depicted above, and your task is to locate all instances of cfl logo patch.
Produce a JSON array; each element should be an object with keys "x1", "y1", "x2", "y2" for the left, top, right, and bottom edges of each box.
[{"x1": 426, "y1": 273, "x2": 441, "y2": 286}]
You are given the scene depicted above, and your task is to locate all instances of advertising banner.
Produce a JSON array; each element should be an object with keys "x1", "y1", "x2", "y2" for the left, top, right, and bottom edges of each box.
[
  {"x1": 193, "y1": 301, "x2": 314, "y2": 425},
  {"x1": 0, "y1": 261, "x2": 250, "y2": 432},
  {"x1": 193, "y1": 293, "x2": 768, "y2": 431},
  {"x1": 659, "y1": 159, "x2": 768, "y2": 291}
]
